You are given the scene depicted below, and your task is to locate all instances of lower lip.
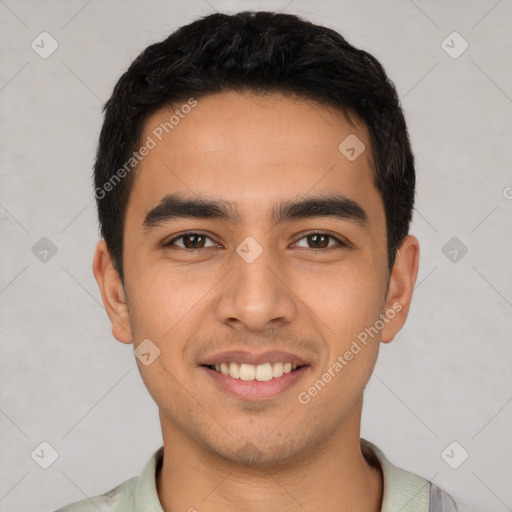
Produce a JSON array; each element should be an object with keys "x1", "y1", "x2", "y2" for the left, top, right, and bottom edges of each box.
[{"x1": 202, "y1": 365, "x2": 309, "y2": 400}]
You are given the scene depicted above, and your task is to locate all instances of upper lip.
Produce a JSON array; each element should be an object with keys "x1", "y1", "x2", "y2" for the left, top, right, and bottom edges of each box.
[{"x1": 200, "y1": 349, "x2": 310, "y2": 367}]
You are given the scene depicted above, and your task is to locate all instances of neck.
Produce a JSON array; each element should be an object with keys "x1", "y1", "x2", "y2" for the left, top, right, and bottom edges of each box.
[{"x1": 156, "y1": 403, "x2": 383, "y2": 512}]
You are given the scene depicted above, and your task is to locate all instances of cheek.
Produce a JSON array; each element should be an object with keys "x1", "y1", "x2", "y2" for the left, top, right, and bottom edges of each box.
[
  {"x1": 124, "y1": 251, "x2": 210, "y2": 339},
  {"x1": 296, "y1": 270, "x2": 382, "y2": 411},
  {"x1": 299, "y1": 261, "x2": 385, "y2": 401},
  {"x1": 304, "y1": 261, "x2": 385, "y2": 340}
]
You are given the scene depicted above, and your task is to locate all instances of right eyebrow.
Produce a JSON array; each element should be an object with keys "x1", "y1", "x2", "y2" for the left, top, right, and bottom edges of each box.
[{"x1": 142, "y1": 194, "x2": 241, "y2": 231}]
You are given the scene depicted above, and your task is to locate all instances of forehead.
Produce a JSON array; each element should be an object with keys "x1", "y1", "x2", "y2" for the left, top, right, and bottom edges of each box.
[{"x1": 126, "y1": 91, "x2": 382, "y2": 226}]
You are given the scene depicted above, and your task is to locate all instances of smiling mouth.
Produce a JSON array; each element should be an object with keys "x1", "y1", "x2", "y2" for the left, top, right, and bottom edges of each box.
[{"x1": 203, "y1": 362, "x2": 306, "y2": 382}]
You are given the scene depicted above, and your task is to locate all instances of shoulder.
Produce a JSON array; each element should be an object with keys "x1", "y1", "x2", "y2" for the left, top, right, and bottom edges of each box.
[
  {"x1": 54, "y1": 447, "x2": 164, "y2": 512},
  {"x1": 361, "y1": 439, "x2": 459, "y2": 512},
  {"x1": 54, "y1": 477, "x2": 137, "y2": 512}
]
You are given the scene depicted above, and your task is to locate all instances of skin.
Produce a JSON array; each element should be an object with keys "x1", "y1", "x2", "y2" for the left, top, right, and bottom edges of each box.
[{"x1": 93, "y1": 91, "x2": 419, "y2": 512}]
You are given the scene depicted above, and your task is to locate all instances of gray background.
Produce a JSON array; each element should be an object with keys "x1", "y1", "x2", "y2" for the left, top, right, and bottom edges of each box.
[{"x1": 1, "y1": 1, "x2": 511, "y2": 511}]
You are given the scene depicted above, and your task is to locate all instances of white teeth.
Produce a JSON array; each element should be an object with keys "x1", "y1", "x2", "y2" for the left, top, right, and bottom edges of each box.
[
  {"x1": 255, "y1": 363, "x2": 273, "y2": 381},
  {"x1": 229, "y1": 362, "x2": 240, "y2": 379},
  {"x1": 272, "y1": 362, "x2": 284, "y2": 378},
  {"x1": 211, "y1": 361, "x2": 300, "y2": 381},
  {"x1": 239, "y1": 363, "x2": 256, "y2": 381}
]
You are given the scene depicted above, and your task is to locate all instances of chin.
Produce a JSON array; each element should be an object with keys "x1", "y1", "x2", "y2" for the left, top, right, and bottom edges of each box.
[{"x1": 206, "y1": 433, "x2": 310, "y2": 470}]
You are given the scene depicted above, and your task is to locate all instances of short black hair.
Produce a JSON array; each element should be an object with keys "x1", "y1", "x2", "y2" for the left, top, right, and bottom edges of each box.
[{"x1": 94, "y1": 11, "x2": 415, "y2": 282}]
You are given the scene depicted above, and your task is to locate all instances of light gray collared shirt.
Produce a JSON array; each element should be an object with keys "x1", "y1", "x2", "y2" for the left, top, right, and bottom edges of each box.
[{"x1": 55, "y1": 439, "x2": 458, "y2": 511}]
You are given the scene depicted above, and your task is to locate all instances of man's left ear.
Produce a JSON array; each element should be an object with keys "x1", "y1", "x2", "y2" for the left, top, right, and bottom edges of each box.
[{"x1": 381, "y1": 235, "x2": 420, "y2": 344}]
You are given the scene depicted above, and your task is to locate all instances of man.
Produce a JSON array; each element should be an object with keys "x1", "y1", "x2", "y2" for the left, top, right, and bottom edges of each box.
[{"x1": 57, "y1": 11, "x2": 459, "y2": 512}]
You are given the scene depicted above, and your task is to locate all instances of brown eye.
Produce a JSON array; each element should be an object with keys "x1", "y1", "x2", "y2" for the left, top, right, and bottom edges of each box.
[
  {"x1": 165, "y1": 233, "x2": 216, "y2": 249},
  {"x1": 182, "y1": 234, "x2": 206, "y2": 248},
  {"x1": 307, "y1": 233, "x2": 329, "y2": 248},
  {"x1": 294, "y1": 232, "x2": 345, "y2": 249}
]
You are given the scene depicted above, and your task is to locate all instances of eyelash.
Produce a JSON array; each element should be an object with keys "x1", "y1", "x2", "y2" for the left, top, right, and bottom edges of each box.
[{"x1": 164, "y1": 230, "x2": 347, "y2": 250}]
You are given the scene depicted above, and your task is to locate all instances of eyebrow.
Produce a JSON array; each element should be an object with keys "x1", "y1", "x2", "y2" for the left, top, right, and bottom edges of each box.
[{"x1": 142, "y1": 193, "x2": 368, "y2": 231}]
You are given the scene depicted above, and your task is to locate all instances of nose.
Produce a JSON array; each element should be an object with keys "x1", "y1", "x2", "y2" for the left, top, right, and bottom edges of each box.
[{"x1": 214, "y1": 239, "x2": 296, "y2": 332}]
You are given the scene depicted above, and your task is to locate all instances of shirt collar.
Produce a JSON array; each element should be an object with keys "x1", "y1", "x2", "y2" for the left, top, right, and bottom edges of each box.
[
  {"x1": 361, "y1": 439, "x2": 430, "y2": 512},
  {"x1": 133, "y1": 446, "x2": 165, "y2": 511}
]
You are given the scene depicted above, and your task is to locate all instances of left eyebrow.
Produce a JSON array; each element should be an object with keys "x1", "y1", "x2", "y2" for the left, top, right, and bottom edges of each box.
[
  {"x1": 271, "y1": 194, "x2": 368, "y2": 227},
  {"x1": 142, "y1": 192, "x2": 369, "y2": 232}
]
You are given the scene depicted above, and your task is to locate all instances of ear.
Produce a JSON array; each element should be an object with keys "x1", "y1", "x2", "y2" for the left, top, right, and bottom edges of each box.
[
  {"x1": 380, "y1": 235, "x2": 420, "y2": 344},
  {"x1": 92, "y1": 240, "x2": 133, "y2": 344}
]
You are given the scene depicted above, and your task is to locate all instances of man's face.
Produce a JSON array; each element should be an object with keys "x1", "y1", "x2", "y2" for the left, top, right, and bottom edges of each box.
[{"x1": 98, "y1": 91, "x2": 413, "y2": 466}]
